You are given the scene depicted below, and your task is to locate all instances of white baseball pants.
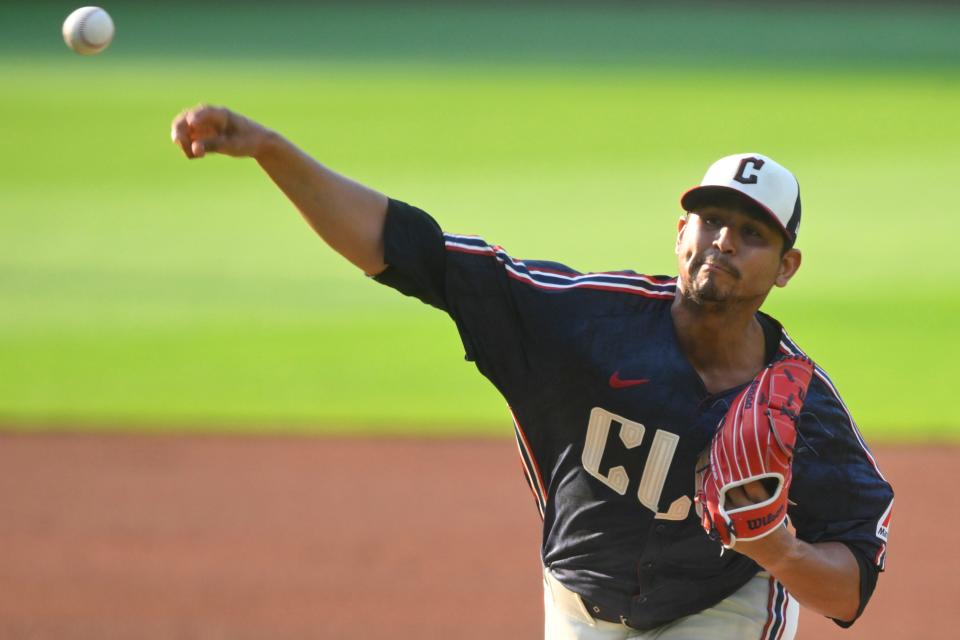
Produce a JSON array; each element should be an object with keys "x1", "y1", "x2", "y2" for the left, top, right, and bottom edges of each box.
[{"x1": 543, "y1": 567, "x2": 798, "y2": 640}]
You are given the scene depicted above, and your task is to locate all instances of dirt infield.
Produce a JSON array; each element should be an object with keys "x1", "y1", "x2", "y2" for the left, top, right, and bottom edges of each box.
[{"x1": 0, "y1": 434, "x2": 945, "y2": 639}]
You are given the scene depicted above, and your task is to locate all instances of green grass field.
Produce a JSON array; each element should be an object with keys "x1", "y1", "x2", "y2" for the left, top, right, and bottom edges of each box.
[{"x1": 2, "y1": 2, "x2": 958, "y2": 439}]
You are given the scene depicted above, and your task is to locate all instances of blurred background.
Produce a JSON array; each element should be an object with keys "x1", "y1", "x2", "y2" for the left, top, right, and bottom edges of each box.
[
  {"x1": 2, "y1": 0, "x2": 958, "y2": 439},
  {"x1": 2, "y1": 3, "x2": 957, "y2": 639}
]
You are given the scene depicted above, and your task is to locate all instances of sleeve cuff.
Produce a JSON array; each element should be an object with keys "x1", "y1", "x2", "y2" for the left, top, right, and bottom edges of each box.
[{"x1": 830, "y1": 541, "x2": 880, "y2": 628}]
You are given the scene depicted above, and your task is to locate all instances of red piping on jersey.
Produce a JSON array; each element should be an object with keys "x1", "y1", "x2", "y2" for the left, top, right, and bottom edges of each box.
[
  {"x1": 503, "y1": 268, "x2": 674, "y2": 299},
  {"x1": 510, "y1": 406, "x2": 547, "y2": 518},
  {"x1": 779, "y1": 341, "x2": 891, "y2": 567},
  {"x1": 445, "y1": 244, "x2": 494, "y2": 257},
  {"x1": 444, "y1": 236, "x2": 675, "y2": 286},
  {"x1": 778, "y1": 339, "x2": 886, "y2": 483},
  {"x1": 520, "y1": 263, "x2": 677, "y2": 287},
  {"x1": 444, "y1": 242, "x2": 676, "y2": 299},
  {"x1": 811, "y1": 363, "x2": 886, "y2": 481}
]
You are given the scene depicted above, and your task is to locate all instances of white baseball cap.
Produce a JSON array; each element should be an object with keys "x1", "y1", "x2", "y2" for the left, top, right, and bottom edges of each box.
[{"x1": 680, "y1": 153, "x2": 802, "y2": 244}]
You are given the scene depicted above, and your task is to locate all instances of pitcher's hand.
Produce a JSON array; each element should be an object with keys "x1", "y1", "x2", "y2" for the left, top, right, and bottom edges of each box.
[{"x1": 171, "y1": 105, "x2": 272, "y2": 159}]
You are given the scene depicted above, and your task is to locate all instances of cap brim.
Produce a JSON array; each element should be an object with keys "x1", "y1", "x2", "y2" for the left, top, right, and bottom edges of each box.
[{"x1": 680, "y1": 185, "x2": 793, "y2": 241}]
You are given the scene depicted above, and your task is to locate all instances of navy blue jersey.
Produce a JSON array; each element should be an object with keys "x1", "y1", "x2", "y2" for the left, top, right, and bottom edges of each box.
[{"x1": 373, "y1": 199, "x2": 893, "y2": 630}]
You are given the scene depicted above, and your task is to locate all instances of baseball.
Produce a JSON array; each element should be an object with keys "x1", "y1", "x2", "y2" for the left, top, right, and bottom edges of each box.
[{"x1": 62, "y1": 6, "x2": 115, "y2": 55}]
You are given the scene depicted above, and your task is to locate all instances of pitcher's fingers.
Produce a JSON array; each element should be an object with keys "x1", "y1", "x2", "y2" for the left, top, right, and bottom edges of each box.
[
  {"x1": 741, "y1": 479, "x2": 771, "y2": 503},
  {"x1": 172, "y1": 105, "x2": 228, "y2": 159},
  {"x1": 171, "y1": 115, "x2": 196, "y2": 159},
  {"x1": 724, "y1": 486, "x2": 750, "y2": 508},
  {"x1": 191, "y1": 135, "x2": 227, "y2": 158},
  {"x1": 185, "y1": 105, "x2": 229, "y2": 135}
]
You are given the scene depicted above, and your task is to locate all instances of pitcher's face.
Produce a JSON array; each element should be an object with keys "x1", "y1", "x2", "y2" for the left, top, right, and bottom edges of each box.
[{"x1": 675, "y1": 206, "x2": 800, "y2": 307}]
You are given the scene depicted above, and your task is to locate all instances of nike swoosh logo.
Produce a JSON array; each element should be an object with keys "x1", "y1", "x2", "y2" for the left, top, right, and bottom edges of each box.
[{"x1": 609, "y1": 371, "x2": 651, "y2": 389}]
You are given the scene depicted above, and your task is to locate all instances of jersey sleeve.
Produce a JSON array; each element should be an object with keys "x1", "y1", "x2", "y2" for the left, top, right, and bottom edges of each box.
[
  {"x1": 371, "y1": 198, "x2": 449, "y2": 312},
  {"x1": 371, "y1": 198, "x2": 595, "y2": 398},
  {"x1": 787, "y1": 370, "x2": 894, "y2": 628}
]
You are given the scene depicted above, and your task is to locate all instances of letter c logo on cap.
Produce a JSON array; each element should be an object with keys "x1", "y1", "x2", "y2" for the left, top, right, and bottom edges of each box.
[{"x1": 734, "y1": 157, "x2": 765, "y2": 185}]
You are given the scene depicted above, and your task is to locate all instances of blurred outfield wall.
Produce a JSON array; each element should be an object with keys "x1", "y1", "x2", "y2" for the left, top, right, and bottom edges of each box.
[{"x1": 1, "y1": 1, "x2": 958, "y2": 438}]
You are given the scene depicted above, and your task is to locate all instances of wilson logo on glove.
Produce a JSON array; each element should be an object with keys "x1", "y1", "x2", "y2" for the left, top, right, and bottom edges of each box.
[
  {"x1": 742, "y1": 380, "x2": 760, "y2": 410},
  {"x1": 695, "y1": 355, "x2": 815, "y2": 548},
  {"x1": 747, "y1": 504, "x2": 785, "y2": 531}
]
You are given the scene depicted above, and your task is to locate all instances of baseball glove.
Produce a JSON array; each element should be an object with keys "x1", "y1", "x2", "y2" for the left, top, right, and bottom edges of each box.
[{"x1": 695, "y1": 355, "x2": 815, "y2": 548}]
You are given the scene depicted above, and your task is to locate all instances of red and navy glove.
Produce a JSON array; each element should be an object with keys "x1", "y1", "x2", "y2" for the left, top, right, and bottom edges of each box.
[{"x1": 696, "y1": 356, "x2": 815, "y2": 548}]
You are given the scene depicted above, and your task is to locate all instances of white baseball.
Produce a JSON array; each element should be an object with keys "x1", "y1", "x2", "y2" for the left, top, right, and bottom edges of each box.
[{"x1": 62, "y1": 6, "x2": 115, "y2": 56}]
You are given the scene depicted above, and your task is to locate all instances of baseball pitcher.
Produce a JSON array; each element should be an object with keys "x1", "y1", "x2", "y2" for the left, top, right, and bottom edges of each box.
[{"x1": 171, "y1": 105, "x2": 894, "y2": 640}]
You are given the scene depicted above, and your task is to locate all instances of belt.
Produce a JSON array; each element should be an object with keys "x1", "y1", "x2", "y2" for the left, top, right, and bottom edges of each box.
[
  {"x1": 579, "y1": 596, "x2": 632, "y2": 626},
  {"x1": 543, "y1": 566, "x2": 635, "y2": 628}
]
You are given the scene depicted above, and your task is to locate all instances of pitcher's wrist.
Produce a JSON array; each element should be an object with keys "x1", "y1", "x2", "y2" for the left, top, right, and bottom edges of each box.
[{"x1": 251, "y1": 128, "x2": 283, "y2": 160}]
